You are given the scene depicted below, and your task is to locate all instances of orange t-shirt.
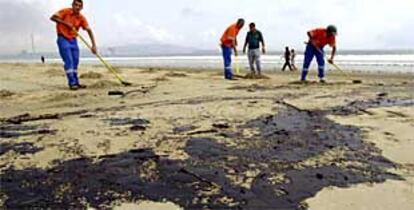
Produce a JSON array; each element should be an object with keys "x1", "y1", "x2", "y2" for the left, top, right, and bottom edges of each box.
[
  {"x1": 220, "y1": 24, "x2": 241, "y2": 48},
  {"x1": 54, "y1": 8, "x2": 89, "y2": 40},
  {"x1": 309, "y1": 28, "x2": 336, "y2": 48}
]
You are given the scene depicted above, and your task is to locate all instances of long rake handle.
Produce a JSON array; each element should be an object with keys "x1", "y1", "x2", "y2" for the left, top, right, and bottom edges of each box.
[
  {"x1": 234, "y1": 55, "x2": 241, "y2": 75},
  {"x1": 327, "y1": 59, "x2": 352, "y2": 79},
  {"x1": 74, "y1": 30, "x2": 130, "y2": 84},
  {"x1": 313, "y1": 45, "x2": 352, "y2": 79}
]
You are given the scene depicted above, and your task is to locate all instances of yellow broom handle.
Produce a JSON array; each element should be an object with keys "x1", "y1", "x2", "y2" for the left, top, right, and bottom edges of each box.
[
  {"x1": 235, "y1": 55, "x2": 241, "y2": 74},
  {"x1": 314, "y1": 45, "x2": 351, "y2": 78},
  {"x1": 72, "y1": 29, "x2": 131, "y2": 85}
]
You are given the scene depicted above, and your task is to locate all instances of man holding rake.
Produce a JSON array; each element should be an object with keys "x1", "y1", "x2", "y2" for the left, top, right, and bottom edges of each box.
[
  {"x1": 301, "y1": 25, "x2": 338, "y2": 83},
  {"x1": 51, "y1": 0, "x2": 97, "y2": 90}
]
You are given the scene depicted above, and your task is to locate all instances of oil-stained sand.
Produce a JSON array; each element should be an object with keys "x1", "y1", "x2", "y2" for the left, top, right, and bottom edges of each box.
[{"x1": 0, "y1": 63, "x2": 413, "y2": 209}]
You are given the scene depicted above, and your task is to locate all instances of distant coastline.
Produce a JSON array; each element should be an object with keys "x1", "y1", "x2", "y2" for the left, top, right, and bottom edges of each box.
[
  {"x1": 1, "y1": 46, "x2": 414, "y2": 59},
  {"x1": 1, "y1": 53, "x2": 413, "y2": 73}
]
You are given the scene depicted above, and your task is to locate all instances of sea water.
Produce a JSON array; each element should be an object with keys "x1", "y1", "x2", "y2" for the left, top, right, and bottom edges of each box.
[{"x1": 2, "y1": 54, "x2": 414, "y2": 73}]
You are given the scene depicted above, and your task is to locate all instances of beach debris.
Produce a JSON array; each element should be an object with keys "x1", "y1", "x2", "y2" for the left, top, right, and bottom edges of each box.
[
  {"x1": 0, "y1": 124, "x2": 38, "y2": 132},
  {"x1": 5, "y1": 113, "x2": 60, "y2": 124},
  {"x1": 179, "y1": 168, "x2": 221, "y2": 188},
  {"x1": 358, "y1": 109, "x2": 375, "y2": 116},
  {"x1": 1, "y1": 110, "x2": 89, "y2": 125},
  {"x1": 289, "y1": 80, "x2": 319, "y2": 85},
  {"x1": 105, "y1": 118, "x2": 150, "y2": 127},
  {"x1": 0, "y1": 142, "x2": 44, "y2": 156},
  {"x1": 385, "y1": 110, "x2": 408, "y2": 118},
  {"x1": 212, "y1": 122, "x2": 230, "y2": 129},
  {"x1": 377, "y1": 92, "x2": 388, "y2": 97},
  {"x1": 264, "y1": 129, "x2": 289, "y2": 137},
  {"x1": 0, "y1": 90, "x2": 15, "y2": 98},
  {"x1": 352, "y1": 80, "x2": 363, "y2": 84},
  {"x1": 128, "y1": 148, "x2": 162, "y2": 159},
  {"x1": 121, "y1": 84, "x2": 158, "y2": 97},
  {"x1": 80, "y1": 71, "x2": 103, "y2": 79},
  {"x1": 130, "y1": 124, "x2": 147, "y2": 131},
  {"x1": 316, "y1": 173, "x2": 324, "y2": 180},
  {"x1": 108, "y1": 90, "x2": 125, "y2": 96},
  {"x1": 0, "y1": 123, "x2": 57, "y2": 139},
  {"x1": 276, "y1": 100, "x2": 311, "y2": 114},
  {"x1": 173, "y1": 125, "x2": 199, "y2": 134},
  {"x1": 227, "y1": 84, "x2": 277, "y2": 93},
  {"x1": 187, "y1": 129, "x2": 218, "y2": 136},
  {"x1": 331, "y1": 98, "x2": 414, "y2": 116},
  {"x1": 104, "y1": 118, "x2": 150, "y2": 131},
  {"x1": 383, "y1": 132, "x2": 394, "y2": 137},
  {"x1": 120, "y1": 80, "x2": 133, "y2": 86},
  {"x1": 108, "y1": 84, "x2": 158, "y2": 97},
  {"x1": 79, "y1": 114, "x2": 97, "y2": 119}
]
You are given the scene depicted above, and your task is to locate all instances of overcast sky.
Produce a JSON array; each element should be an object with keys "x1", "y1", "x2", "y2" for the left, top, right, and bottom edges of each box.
[{"x1": 0, "y1": 0, "x2": 413, "y2": 54}]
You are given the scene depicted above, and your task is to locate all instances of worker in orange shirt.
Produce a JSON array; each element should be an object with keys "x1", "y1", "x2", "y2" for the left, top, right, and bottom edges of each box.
[
  {"x1": 220, "y1": 19, "x2": 245, "y2": 80},
  {"x1": 301, "y1": 25, "x2": 337, "y2": 83},
  {"x1": 50, "y1": 0, "x2": 97, "y2": 90}
]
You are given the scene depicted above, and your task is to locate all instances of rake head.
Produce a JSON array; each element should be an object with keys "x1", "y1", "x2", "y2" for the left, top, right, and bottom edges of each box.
[{"x1": 121, "y1": 81, "x2": 133, "y2": 86}]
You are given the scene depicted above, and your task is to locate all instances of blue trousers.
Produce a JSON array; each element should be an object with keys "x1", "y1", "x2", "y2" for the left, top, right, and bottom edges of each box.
[
  {"x1": 57, "y1": 36, "x2": 80, "y2": 87},
  {"x1": 301, "y1": 44, "x2": 326, "y2": 81},
  {"x1": 221, "y1": 46, "x2": 233, "y2": 80}
]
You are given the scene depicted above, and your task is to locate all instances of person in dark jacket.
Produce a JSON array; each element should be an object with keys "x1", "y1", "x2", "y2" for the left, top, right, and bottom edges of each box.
[
  {"x1": 243, "y1": 23, "x2": 266, "y2": 75},
  {"x1": 282, "y1": 46, "x2": 293, "y2": 71}
]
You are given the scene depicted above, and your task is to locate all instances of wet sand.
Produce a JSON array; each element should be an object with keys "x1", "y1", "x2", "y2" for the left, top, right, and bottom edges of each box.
[{"x1": 0, "y1": 63, "x2": 413, "y2": 209}]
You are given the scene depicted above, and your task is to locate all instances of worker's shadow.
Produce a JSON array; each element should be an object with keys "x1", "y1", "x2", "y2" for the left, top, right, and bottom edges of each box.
[{"x1": 0, "y1": 102, "x2": 403, "y2": 209}]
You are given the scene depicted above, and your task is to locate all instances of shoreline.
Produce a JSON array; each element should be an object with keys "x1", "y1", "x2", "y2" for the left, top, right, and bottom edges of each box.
[
  {"x1": 1, "y1": 62, "x2": 414, "y2": 75},
  {"x1": 1, "y1": 53, "x2": 414, "y2": 74}
]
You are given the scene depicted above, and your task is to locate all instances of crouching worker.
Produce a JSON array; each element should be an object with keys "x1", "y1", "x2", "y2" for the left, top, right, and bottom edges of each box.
[
  {"x1": 220, "y1": 18, "x2": 245, "y2": 80},
  {"x1": 50, "y1": 0, "x2": 97, "y2": 90},
  {"x1": 301, "y1": 25, "x2": 337, "y2": 83}
]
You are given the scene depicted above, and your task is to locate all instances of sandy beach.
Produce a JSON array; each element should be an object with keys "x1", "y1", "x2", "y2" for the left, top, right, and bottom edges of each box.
[{"x1": 0, "y1": 63, "x2": 413, "y2": 210}]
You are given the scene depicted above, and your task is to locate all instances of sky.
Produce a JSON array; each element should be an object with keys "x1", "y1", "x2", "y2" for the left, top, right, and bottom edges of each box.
[{"x1": 0, "y1": 0, "x2": 413, "y2": 54}]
